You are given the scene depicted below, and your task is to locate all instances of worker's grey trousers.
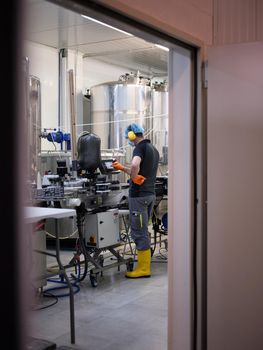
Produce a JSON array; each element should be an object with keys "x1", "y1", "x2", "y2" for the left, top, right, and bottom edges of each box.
[{"x1": 128, "y1": 195, "x2": 156, "y2": 251}]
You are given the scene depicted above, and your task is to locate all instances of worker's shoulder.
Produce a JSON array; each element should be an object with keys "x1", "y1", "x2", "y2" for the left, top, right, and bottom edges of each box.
[{"x1": 146, "y1": 141, "x2": 159, "y2": 155}]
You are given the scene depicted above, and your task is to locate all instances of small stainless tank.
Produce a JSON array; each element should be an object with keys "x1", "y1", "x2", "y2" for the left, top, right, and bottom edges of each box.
[
  {"x1": 29, "y1": 75, "x2": 42, "y2": 183},
  {"x1": 152, "y1": 81, "x2": 168, "y2": 164},
  {"x1": 90, "y1": 72, "x2": 152, "y2": 152}
]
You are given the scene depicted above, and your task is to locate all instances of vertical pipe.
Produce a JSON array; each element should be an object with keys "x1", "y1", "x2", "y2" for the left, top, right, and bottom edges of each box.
[
  {"x1": 68, "y1": 69, "x2": 77, "y2": 160},
  {"x1": 23, "y1": 56, "x2": 30, "y2": 182},
  {"x1": 59, "y1": 48, "x2": 68, "y2": 132}
]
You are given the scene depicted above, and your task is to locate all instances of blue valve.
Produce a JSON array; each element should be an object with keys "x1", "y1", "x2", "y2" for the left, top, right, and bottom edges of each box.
[{"x1": 46, "y1": 131, "x2": 71, "y2": 150}]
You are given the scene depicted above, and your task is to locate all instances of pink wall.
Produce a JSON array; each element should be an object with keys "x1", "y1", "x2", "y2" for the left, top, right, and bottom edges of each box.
[
  {"x1": 213, "y1": 0, "x2": 263, "y2": 45},
  {"x1": 207, "y1": 42, "x2": 263, "y2": 350},
  {"x1": 100, "y1": 0, "x2": 263, "y2": 47},
  {"x1": 99, "y1": 0, "x2": 213, "y2": 45}
]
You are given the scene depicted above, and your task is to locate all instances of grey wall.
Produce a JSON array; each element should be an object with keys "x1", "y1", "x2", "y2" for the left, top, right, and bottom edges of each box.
[{"x1": 207, "y1": 42, "x2": 263, "y2": 350}]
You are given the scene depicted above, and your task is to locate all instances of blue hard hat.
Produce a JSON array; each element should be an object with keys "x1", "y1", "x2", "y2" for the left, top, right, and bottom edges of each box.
[{"x1": 125, "y1": 123, "x2": 144, "y2": 138}]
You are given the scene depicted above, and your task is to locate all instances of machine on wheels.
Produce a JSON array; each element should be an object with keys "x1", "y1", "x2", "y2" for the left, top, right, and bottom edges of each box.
[{"x1": 74, "y1": 202, "x2": 133, "y2": 288}]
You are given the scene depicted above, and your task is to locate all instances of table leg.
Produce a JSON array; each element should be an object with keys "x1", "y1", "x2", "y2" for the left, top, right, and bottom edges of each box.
[{"x1": 55, "y1": 219, "x2": 75, "y2": 344}]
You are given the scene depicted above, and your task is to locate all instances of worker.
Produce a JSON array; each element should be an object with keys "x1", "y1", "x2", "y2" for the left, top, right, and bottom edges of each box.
[{"x1": 112, "y1": 123, "x2": 159, "y2": 278}]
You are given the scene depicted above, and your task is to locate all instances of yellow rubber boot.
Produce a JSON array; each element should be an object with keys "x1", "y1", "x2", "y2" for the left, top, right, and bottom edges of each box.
[{"x1": 125, "y1": 249, "x2": 151, "y2": 278}]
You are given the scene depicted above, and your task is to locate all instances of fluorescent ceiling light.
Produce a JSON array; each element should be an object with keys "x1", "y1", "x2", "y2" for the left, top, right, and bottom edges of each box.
[
  {"x1": 155, "y1": 44, "x2": 169, "y2": 52},
  {"x1": 81, "y1": 15, "x2": 133, "y2": 36}
]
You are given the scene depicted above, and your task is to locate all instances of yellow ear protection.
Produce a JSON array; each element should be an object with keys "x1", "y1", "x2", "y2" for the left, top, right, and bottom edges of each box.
[{"x1": 128, "y1": 130, "x2": 136, "y2": 141}]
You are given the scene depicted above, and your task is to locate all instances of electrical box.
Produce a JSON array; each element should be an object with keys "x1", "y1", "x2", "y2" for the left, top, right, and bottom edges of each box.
[{"x1": 84, "y1": 209, "x2": 120, "y2": 248}]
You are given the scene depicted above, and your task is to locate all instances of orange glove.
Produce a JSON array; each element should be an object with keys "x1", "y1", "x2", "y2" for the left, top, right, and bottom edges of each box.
[
  {"x1": 112, "y1": 161, "x2": 125, "y2": 171},
  {"x1": 132, "y1": 175, "x2": 146, "y2": 185}
]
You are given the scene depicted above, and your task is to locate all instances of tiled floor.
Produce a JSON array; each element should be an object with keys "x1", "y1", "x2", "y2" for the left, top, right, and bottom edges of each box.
[{"x1": 29, "y1": 249, "x2": 168, "y2": 350}]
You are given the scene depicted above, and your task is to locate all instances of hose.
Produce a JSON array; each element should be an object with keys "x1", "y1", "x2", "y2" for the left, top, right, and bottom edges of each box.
[
  {"x1": 45, "y1": 229, "x2": 78, "y2": 240},
  {"x1": 46, "y1": 263, "x2": 81, "y2": 297},
  {"x1": 73, "y1": 203, "x2": 89, "y2": 282},
  {"x1": 45, "y1": 280, "x2": 80, "y2": 297}
]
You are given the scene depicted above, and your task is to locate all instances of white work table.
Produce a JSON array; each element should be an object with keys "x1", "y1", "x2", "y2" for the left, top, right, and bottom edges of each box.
[
  {"x1": 25, "y1": 206, "x2": 76, "y2": 344},
  {"x1": 25, "y1": 206, "x2": 76, "y2": 223}
]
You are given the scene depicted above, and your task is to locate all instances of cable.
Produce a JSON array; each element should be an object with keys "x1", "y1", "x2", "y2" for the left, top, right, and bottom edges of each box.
[
  {"x1": 44, "y1": 281, "x2": 80, "y2": 297},
  {"x1": 49, "y1": 132, "x2": 57, "y2": 153},
  {"x1": 45, "y1": 262, "x2": 81, "y2": 297},
  {"x1": 49, "y1": 132, "x2": 62, "y2": 159},
  {"x1": 71, "y1": 112, "x2": 168, "y2": 129},
  {"x1": 158, "y1": 247, "x2": 168, "y2": 260},
  {"x1": 45, "y1": 229, "x2": 78, "y2": 240},
  {"x1": 43, "y1": 245, "x2": 82, "y2": 298},
  {"x1": 33, "y1": 221, "x2": 45, "y2": 232},
  {"x1": 74, "y1": 204, "x2": 89, "y2": 282},
  {"x1": 32, "y1": 291, "x2": 58, "y2": 311}
]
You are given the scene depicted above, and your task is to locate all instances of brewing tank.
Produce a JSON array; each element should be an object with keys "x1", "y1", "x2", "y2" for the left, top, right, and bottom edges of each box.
[
  {"x1": 28, "y1": 75, "x2": 42, "y2": 183},
  {"x1": 90, "y1": 73, "x2": 152, "y2": 152},
  {"x1": 152, "y1": 82, "x2": 168, "y2": 164}
]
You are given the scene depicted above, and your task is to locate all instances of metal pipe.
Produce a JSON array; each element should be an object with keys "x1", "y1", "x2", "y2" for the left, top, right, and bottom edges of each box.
[
  {"x1": 68, "y1": 69, "x2": 77, "y2": 160},
  {"x1": 59, "y1": 49, "x2": 68, "y2": 133}
]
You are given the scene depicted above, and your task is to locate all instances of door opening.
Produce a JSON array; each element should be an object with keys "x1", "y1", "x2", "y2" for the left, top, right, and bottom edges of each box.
[{"x1": 23, "y1": 1, "x2": 205, "y2": 349}]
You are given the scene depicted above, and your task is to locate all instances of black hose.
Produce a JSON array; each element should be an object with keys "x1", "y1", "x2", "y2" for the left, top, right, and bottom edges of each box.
[
  {"x1": 74, "y1": 203, "x2": 89, "y2": 282},
  {"x1": 32, "y1": 291, "x2": 58, "y2": 311}
]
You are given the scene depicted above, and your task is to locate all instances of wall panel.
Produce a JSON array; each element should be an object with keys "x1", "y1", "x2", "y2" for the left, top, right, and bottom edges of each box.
[{"x1": 213, "y1": 0, "x2": 263, "y2": 45}]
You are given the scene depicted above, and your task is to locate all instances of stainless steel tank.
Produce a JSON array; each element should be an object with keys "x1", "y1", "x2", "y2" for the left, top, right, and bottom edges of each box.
[
  {"x1": 90, "y1": 72, "x2": 152, "y2": 152},
  {"x1": 152, "y1": 81, "x2": 168, "y2": 164},
  {"x1": 28, "y1": 75, "x2": 42, "y2": 183}
]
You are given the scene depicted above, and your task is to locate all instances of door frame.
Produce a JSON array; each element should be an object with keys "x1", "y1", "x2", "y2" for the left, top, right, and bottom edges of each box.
[{"x1": 47, "y1": 1, "x2": 207, "y2": 349}]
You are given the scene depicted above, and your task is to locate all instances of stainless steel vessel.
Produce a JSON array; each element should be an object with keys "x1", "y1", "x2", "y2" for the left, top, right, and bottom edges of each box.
[
  {"x1": 90, "y1": 73, "x2": 152, "y2": 152},
  {"x1": 152, "y1": 81, "x2": 168, "y2": 164},
  {"x1": 29, "y1": 75, "x2": 42, "y2": 183}
]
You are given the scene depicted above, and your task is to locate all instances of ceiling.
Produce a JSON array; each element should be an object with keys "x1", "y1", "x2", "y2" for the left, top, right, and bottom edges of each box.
[{"x1": 26, "y1": 0, "x2": 168, "y2": 76}]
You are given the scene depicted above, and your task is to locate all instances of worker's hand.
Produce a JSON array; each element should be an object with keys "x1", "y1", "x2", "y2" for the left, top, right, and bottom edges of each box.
[
  {"x1": 131, "y1": 175, "x2": 146, "y2": 185},
  {"x1": 112, "y1": 161, "x2": 125, "y2": 171}
]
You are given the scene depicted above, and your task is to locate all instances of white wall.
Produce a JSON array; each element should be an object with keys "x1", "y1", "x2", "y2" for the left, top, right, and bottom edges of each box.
[
  {"x1": 25, "y1": 42, "x2": 85, "y2": 150},
  {"x1": 63, "y1": 49, "x2": 84, "y2": 135},
  {"x1": 83, "y1": 57, "x2": 129, "y2": 90},
  {"x1": 207, "y1": 42, "x2": 263, "y2": 350},
  {"x1": 25, "y1": 42, "x2": 147, "y2": 146},
  {"x1": 25, "y1": 41, "x2": 58, "y2": 150},
  {"x1": 83, "y1": 58, "x2": 167, "y2": 88}
]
